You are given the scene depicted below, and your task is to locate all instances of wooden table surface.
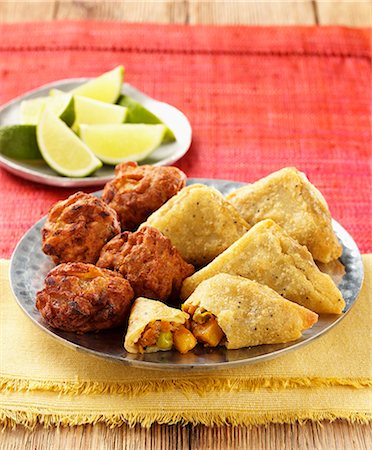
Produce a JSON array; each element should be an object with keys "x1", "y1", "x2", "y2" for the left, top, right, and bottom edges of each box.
[{"x1": 1, "y1": 1, "x2": 371, "y2": 449}]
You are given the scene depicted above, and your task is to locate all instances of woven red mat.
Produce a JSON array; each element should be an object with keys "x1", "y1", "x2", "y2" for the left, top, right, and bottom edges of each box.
[{"x1": 0, "y1": 22, "x2": 371, "y2": 257}]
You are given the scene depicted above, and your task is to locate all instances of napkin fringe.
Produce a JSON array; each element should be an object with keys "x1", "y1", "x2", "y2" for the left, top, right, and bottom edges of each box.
[
  {"x1": 1, "y1": 376, "x2": 371, "y2": 397},
  {"x1": 1, "y1": 408, "x2": 371, "y2": 430}
]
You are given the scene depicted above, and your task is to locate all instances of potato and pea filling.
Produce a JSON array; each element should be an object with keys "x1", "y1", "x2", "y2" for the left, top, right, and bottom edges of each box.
[
  {"x1": 183, "y1": 305, "x2": 225, "y2": 347},
  {"x1": 136, "y1": 320, "x2": 197, "y2": 354}
]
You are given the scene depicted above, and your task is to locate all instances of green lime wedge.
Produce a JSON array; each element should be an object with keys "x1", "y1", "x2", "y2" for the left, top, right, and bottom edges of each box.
[
  {"x1": 20, "y1": 94, "x2": 75, "y2": 127},
  {"x1": 49, "y1": 88, "x2": 64, "y2": 97},
  {"x1": 73, "y1": 96, "x2": 128, "y2": 132},
  {"x1": 71, "y1": 66, "x2": 124, "y2": 103},
  {"x1": 79, "y1": 124, "x2": 166, "y2": 165},
  {"x1": 37, "y1": 110, "x2": 102, "y2": 177},
  {"x1": 118, "y1": 94, "x2": 176, "y2": 143},
  {"x1": 0, "y1": 125, "x2": 42, "y2": 160}
]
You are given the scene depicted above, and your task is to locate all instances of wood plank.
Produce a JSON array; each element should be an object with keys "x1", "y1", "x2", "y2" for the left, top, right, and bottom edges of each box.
[
  {"x1": 190, "y1": 421, "x2": 372, "y2": 450},
  {"x1": 0, "y1": 0, "x2": 188, "y2": 24},
  {"x1": 188, "y1": 0, "x2": 316, "y2": 25},
  {"x1": 316, "y1": 0, "x2": 372, "y2": 27},
  {"x1": 1, "y1": 423, "x2": 190, "y2": 450},
  {"x1": 0, "y1": 1, "x2": 55, "y2": 22},
  {"x1": 54, "y1": 0, "x2": 188, "y2": 24},
  {"x1": 2, "y1": 421, "x2": 371, "y2": 449}
]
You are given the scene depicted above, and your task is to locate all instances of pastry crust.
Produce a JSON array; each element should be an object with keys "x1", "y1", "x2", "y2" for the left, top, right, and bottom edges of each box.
[
  {"x1": 181, "y1": 219, "x2": 345, "y2": 314},
  {"x1": 124, "y1": 297, "x2": 189, "y2": 353},
  {"x1": 183, "y1": 274, "x2": 318, "y2": 349},
  {"x1": 144, "y1": 184, "x2": 249, "y2": 266},
  {"x1": 226, "y1": 167, "x2": 342, "y2": 263}
]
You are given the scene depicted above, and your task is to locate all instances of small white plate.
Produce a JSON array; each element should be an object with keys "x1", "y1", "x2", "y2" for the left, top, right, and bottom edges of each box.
[{"x1": 0, "y1": 79, "x2": 192, "y2": 187}]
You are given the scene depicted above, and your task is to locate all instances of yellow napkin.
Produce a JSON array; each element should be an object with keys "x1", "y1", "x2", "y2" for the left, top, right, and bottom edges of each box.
[{"x1": 1, "y1": 257, "x2": 371, "y2": 428}]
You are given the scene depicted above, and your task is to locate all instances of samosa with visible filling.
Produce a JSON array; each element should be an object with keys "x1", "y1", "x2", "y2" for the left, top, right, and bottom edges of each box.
[
  {"x1": 181, "y1": 219, "x2": 345, "y2": 314},
  {"x1": 182, "y1": 274, "x2": 318, "y2": 349},
  {"x1": 144, "y1": 184, "x2": 249, "y2": 266},
  {"x1": 124, "y1": 298, "x2": 196, "y2": 354},
  {"x1": 226, "y1": 167, "x2": 342, "y2": 263}
]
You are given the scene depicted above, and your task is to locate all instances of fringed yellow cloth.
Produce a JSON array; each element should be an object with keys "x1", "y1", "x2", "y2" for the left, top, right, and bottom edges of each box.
[{"x1": 0, "y1": 257, "x2": 371, "y2": 429}]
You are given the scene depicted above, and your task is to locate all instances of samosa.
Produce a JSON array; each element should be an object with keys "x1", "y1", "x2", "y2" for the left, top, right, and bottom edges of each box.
[{"x1": 181, "y1": 219, "x2": 345, "y2": 314}]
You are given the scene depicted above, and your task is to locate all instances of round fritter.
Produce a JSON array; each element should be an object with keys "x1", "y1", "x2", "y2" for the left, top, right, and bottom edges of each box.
[
  {"x1": 42, "y1": 192, "x2": 121, "y2": 264},
  {"x1": 97, "y1": 226, "x2": 195, "y2": 302},
  {"x1": 102, "y1": 161, "x2": 186, "y2": 231},
  {"x1": 36, "y1": 263, "x2": 134, "y2": 333}
]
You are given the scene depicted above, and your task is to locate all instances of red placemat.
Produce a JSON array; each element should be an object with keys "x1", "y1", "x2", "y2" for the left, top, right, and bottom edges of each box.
[{"x1": 0, "y1": 22, "x2": 371, "y2": 258}]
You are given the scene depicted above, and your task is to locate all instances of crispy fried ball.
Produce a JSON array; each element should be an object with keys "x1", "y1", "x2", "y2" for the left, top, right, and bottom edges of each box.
[
  {"x1": 42, "y1": 192, "x2": 121, "y2": 265},
  {"x1": 97, "y1": 226, "x2": 195, "y2": 302},
  {"x1": 102, "y1": 161, "x2": 186, "y2": 231},
  {"x1": 36, "y1": 263, "x2": 134, "y2": 333}
]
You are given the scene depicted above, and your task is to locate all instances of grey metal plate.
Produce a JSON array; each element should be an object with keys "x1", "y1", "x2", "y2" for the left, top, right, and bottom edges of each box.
[
  {"x1": 9, "y1": 178, "x2": 364, "y2": 370},
  {"x1": 0, "y1": 79, "x2": 192, "y2": 187}
]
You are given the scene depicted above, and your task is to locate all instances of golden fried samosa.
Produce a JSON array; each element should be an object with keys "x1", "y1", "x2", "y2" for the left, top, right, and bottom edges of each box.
[
  {"x1": 181, "y1": 219, "x2": 345, "y2": 314},
  {"x1": 226, "y1": 167, "x2": 342, "y2": 263},
  {"x1": 144, "y1": 184, "x2": 249, "y2": 266},
  {"x1": 182, "y1": 274, "x2": 318, "y2": 349},
  {"x1": 124, "y1": 298, "x2": 196, "y2": 354}
]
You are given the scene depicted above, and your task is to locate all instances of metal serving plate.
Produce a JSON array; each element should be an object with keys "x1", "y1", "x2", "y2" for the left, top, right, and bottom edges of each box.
[
  {"x1": 10, "y1": 178, "x2": 364, "y2": 370},
  {"x1": 0, "y1": 79, "x2": 192, "y2": 187}
]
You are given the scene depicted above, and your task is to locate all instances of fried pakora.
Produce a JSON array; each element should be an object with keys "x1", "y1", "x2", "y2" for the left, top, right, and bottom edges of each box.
[
  {"x1": 102, "y1": 161, "x2": 186, "y2": 231},
  {"x1": 97, "y1": 226, "x2": 194, "y2": 302},
  {"x1": 42, "y1": 192, "x2": 121, "y2": 264},
  {"x1": 36, "y1": 263, "x2": 134, "y2": 333}
]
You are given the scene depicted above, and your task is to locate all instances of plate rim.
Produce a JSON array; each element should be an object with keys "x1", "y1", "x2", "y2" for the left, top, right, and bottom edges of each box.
[
  {"x1": 9, "y1": 178, "x2": 364, "y2": 371},
  {"x1": 0, "y1": 78, "x2": 192, "y2": 187}
]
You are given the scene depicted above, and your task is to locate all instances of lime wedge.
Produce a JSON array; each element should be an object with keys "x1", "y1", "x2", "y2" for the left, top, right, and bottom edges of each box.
[
  {"x1": 73, "y1": 96, "x2": 128, "y2": 131},
  {"x1": 79, "y1": 124, "x2": 166, "y2": 165},
  {"x1": 0, "y1": 125, "x2": 42, "y2": 160},
  {"x1": 118, "y1": 94, "x2": 176, "y2": 143},
  {"x1": 37, "y1": 110, "x2": 102, "y2": 177},
  {"x1": 49, "y1": 88, "x2": 64, "y2": 97},
  {"x1": 71, "y1": 66, "x2": 124, "y2": 103},
  {"x1": 20, "y1": 94, "x2": 75, "y2": 127}
]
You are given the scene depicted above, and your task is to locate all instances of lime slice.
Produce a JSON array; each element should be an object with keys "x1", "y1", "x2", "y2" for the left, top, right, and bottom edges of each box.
[
  {"x1": 20, "y1": 94, "x2": 75, "y2": 127},
  {"x1": 73, "y1": 96, "x2": 128, "y2": 132},
  {"x1": 37, "y1": 109, "x2": 102, "y2": 177},
  {"x1": 118, "y1": 94, "x2": 176, "y2": 143},
  {"x1": 0, "y1": 125, "x2": 42, "y2": 160},
  {"x1": 79, "y1": 124, "x2": 166, "y2": 165},
  {"x1": 71, "y1": 66, "x2": 124, "y2": 103},
  {"x1": 49, "y1": 88, "x2": 65, "y2": 97}
]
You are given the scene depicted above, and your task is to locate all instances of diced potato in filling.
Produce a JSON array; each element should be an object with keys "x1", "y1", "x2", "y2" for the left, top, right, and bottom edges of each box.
[
  {"x1": 136, "y1": 320, "x2": 196, "y2": 354},
  {"x1": 173, "y1": 327, "x2": 197, "y2": 354},
  {"x1": 191, "y1": 318, "x2": 225, "y2": 347},
  {"x1": 183, "y1": 306, "x2": 225, "y2": 347}
]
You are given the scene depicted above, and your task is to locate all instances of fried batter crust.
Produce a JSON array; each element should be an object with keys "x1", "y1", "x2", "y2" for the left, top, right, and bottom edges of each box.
[
  {"x1": 36, "y1": 263, "x2": 134, "y2": 333},
  {"x1": 102, "y1": 161, "x2": 186, "y2": 231},
  {"x1": 97, "y1": 226, "x2": 194, "y2": 302},
  {"x1": 42, "y1": 192, "x2": 121, "y2": 264}
]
